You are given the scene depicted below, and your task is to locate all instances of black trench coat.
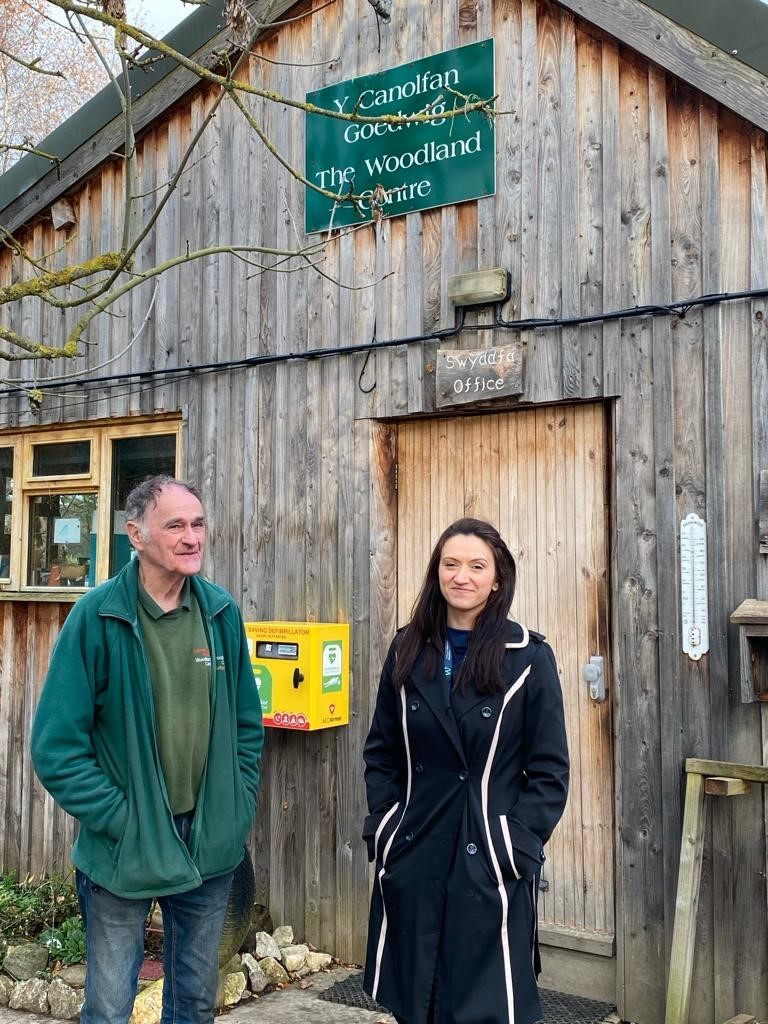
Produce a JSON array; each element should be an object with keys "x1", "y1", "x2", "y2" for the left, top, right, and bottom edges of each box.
[{"x1": 362, "y1": 620, "x2": 569, "y2": 1024}]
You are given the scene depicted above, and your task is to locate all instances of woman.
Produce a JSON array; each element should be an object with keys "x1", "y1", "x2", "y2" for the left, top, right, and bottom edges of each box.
[{"x1": 362, "y1": 518, "x2": 569, "y2": 1024}]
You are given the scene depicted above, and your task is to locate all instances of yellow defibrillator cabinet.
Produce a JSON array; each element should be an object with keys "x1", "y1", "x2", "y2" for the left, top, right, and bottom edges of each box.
[{"x1": 244, "y1": 621, "x2": 350, "y2": 731}]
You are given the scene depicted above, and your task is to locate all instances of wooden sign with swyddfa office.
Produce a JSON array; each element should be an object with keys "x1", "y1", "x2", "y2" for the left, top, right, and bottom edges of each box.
[{"x1": 435, "y1": 342, "x2": 524, "y2": 408}]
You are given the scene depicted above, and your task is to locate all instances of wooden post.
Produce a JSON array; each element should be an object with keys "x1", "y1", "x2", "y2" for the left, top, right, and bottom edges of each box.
[
  {"x1": 665, "y1": 770, "x2": 707, "y2": 1024},
  {"x1": 665, "y1": 760, "x2": 768, "y2": 1024}
]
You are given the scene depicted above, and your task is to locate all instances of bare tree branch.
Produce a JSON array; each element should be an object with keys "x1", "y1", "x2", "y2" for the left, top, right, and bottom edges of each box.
[
  {"x1": 0, "y1": 43, "x2": 65, "y2": 76},
  {"x1": 0, "y1": 0, "x2": 498, "y2": 380}
]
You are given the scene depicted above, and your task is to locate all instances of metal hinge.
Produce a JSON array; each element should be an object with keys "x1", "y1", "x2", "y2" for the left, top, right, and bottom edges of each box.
[{"x1": 394, "y1": 461, "x2": 398, "y2": 491}]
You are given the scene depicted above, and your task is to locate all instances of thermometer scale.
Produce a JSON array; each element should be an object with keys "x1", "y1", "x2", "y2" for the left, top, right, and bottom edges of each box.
[{"x1": 680, "y1": 513, "x2": 709, "y2": 661}]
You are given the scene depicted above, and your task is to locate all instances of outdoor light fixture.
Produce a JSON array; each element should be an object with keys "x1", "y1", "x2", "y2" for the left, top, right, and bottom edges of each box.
[{"x1": 447, "y1": 268, "x2": 510, "y2": 307}]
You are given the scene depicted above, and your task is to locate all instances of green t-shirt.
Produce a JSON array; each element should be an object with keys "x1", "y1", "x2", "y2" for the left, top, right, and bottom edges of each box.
[{"x1": 137, "y1": 577, "x2": 211, "y2": 815}]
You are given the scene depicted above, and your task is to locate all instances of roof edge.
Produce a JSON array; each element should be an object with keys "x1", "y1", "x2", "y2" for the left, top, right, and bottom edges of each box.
[
  {"x1": 0, "y1": 1, "x2": 228, "y2": 216},
  {"x1": 556, "y1": 0, "x2": 768, "y2": 133}
]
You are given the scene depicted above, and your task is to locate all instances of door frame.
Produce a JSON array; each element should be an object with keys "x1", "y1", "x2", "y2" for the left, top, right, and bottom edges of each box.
[{"x1": 367, "y1": 400, "x2": 620, "y2": 1004}]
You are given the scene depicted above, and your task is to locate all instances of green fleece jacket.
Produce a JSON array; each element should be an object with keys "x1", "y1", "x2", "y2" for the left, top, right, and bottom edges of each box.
[{"x1": 31, "y1": 558, "x2": 264, "y2": 898}]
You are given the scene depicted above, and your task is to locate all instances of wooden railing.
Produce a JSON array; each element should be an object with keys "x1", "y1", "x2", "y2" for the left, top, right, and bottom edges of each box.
[{"x1": 665, "y1": 759, "x2": 768, "y2": 1024}]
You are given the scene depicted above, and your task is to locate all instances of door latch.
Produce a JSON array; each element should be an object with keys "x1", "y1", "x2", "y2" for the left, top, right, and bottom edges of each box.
[{"x1": 583, "y1": 655, "x2": 606, "y2": 702}]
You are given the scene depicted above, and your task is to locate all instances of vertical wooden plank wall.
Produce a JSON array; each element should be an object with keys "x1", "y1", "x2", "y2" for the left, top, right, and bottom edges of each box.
[
  {"x1": 0, "y1": 602, "x2": 74, "y2": 877},
  {"x1": 3, "y1": 1, "x2": 768, "y2": 1019}
]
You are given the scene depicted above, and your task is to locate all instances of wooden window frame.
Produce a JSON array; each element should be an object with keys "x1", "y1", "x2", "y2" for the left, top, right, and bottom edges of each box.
[
  {"x1": 0, "y1": 416, "x2": 182, "y2": 595},
  {"x1": 0, "y1": 437, "x2": 21, "y2": 589}
]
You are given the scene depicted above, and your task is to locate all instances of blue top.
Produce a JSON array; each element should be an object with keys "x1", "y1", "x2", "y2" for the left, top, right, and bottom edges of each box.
[{"x1": 444, "y1": 626, "x2": 472, "y2": 686}]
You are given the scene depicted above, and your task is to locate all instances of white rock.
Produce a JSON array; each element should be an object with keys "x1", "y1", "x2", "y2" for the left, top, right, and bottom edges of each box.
[
  {"x1": 0, "y1": 976, "x2": 14, "y2": 1006},
  {"x1": 272, "y1": 925, "x2": 294, "y2": 948},
  {"x1": 254, "y1": 931, "x2": 281, "y2": 960},
  {"x1": 9, "y1": 978, "x2": 49, "y2": 1013},
  {"x1": 241, "y1": 953, "x2": 268, "y2": 994},
  {"x1": 258, "y1": 956, "x2": 289, "y2": 987},
  {"x1": 129, "y1": 977, "x2": 164, "y2": 1024},
  {"x1": 48, "y1": 978, "x2": 84, "y2": 1020},
  {"x1": 306, "y1": 950, "x2": 333, "y2": 972},
  {"x1": 281, "y1": 943, "x2": 309, "y2": 972},
  {"x1": 216, "y1": 972, "x2": 247, "y2": 1008}
]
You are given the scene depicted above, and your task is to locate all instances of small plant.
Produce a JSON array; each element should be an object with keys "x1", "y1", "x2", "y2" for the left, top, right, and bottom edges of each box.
[
  {"x1": 0, "y1": 871, "x2": 81, "y2": 942},
  {"x1": 39, "y1": 916, "x2": 86, "y2": 965}
]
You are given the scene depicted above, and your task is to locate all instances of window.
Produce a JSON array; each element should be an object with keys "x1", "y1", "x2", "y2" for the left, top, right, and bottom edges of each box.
[
  {"x1": 0, "y1": 419, "x2": 181, "y2": 593},
  {"x1": 32, "y1": 440, "x2": 91, "y2": 478},
  {"x1": 0, "y1": 447, "x2": 13, "y2": 580}
]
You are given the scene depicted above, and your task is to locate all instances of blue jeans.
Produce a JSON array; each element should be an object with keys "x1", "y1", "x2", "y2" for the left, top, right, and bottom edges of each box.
[{"x1": 76, "y1": 815, "x2": 234, "y2": 1024}]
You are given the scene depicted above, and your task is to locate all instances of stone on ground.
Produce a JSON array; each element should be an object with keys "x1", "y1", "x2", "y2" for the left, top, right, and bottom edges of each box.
[
  {"x1": 259, "y1": 956, "x2": 289, "y2": 987},
  {"x1": 272, "y1": 925, "x2": 294, "y2": 948},
  {"x1": 2, "y1": 943, "x2": 49, "y2": 981},
  {"x1": 253, "y1": 932, "x2": 281, "y2": 960},
  {"x1": 9, "y1": 978, "x2": 49, "y2": 1013},
  {"x1": 241, "y1": 953, "x2": 268, "y2": 994},
  {"x1": 47, "y1": 978, "x2": 84, "y2": 1019},
  {"x1": 281, "y1": 944, "x2": 309, "y2": 972}
]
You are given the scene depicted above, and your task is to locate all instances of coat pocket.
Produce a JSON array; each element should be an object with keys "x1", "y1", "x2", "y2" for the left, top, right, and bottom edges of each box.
[
  {"x1": 491, "y1": 815, "x2": 542, "y2": 882},
  {"x1": 363, "y1": 801, "x2": 401, "y2": 864}
]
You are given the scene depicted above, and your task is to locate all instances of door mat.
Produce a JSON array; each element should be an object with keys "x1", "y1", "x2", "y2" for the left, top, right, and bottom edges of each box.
[{"x1": 318, "y1": 973, "x2": 617, "y2": 1023}]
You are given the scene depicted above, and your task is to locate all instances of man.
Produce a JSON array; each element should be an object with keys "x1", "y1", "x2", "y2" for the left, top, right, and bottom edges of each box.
[{"x1": 31, "y1": 476, "x2": 263, "y2": 1024}]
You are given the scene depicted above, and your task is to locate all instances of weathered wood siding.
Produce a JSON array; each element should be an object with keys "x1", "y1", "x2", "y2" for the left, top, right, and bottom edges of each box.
[
  {"x1": 0, "y1": 601, "x2": 74, "y2": 877},
  {"x1": 1, "y1": 1, "x2": 768, "y2": 1021}
]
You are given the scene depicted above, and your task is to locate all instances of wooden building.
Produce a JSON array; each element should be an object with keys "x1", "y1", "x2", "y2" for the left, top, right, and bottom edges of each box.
[{"x1": 1, "y1": 1, "x2": 768, "y2": 1021}]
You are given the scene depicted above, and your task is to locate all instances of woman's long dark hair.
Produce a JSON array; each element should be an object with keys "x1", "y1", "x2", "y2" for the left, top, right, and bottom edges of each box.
[{"x1": 392, "y1": 518, "x2": 517, "y2": 694}]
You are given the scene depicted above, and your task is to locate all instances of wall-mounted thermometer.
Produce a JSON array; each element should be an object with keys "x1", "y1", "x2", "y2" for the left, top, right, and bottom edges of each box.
[{"x1": 680, "y1": 513, "x2": 709, "y2": 661}]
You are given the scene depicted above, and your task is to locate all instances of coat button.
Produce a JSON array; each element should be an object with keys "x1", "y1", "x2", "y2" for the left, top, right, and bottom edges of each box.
[
  {"x1": 466, "y1": 843, "x2": 478, "y2": 855},
  {"x1": 458, "y1": 770, "x2": 468, "y2": 781},
  {"x1": 410, "y1": 700, "x2": 420, "y2": 712},
  {"x1": 405, "y1": 831, "x2": 414, "y2": 842},
  {"x1": 415, "y1": 762, "x2": 424, "y2": 773},
  {"x1": 481, "y1": 706, "x2": 492, "y2": 718}
]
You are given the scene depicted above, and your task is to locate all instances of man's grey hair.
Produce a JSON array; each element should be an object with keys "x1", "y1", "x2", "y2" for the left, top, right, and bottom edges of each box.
[{"x1": 125, "y1": 476, "x2": 202, "y2": 541}]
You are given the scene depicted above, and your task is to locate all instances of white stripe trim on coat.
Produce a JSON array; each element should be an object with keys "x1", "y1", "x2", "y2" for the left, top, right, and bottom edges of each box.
[
  {"x1": 499, "y1": 815, "x2": 521, "y2": 880},
  {"x1": 373, "y1": 801, "x2": 401, "y2": 865},
  {"x1": 504, "y1": 624, "x2": 530, "y2": 649},
  {"x1": 372, "y1": 688, "x2": 412, "y2": 1000},
  {"x1": 481, "y1": 664, "x2": 532, "y2": 1024}
]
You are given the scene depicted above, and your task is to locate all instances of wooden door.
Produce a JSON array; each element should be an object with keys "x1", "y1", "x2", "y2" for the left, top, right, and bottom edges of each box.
[{"x1": 396, "y1": 403, "x2": 614, "y2": 960}]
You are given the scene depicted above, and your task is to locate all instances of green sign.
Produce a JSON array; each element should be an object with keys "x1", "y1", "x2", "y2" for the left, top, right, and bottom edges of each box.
[
  {"x1": 322, "y1": 640, "x2": 343, "y2": 693},
  {"x1": 253, "y1": 664, "x2": 272, "y2": 714},
  {"x1": 305, "y1": 39, "x2": 495, "y2": 234}
]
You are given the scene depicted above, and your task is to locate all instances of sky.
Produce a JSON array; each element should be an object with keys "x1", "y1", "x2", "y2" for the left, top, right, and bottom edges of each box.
[{"x1": 129, "y1": 0, "x2": 196, "y2": 38}]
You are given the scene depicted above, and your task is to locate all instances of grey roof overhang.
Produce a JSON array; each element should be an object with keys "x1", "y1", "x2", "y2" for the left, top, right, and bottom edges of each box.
[{"x1": 555, "y1": 0, "x2": 768, "y2": 133}]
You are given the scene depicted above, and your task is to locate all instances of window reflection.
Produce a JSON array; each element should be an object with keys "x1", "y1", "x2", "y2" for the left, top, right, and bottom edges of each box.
[
  {"x1": 110, "y1": 435, "x2": 176, "y2": 576},
  {"x1": 0, "y1": 449, "x2": 12, "y2": 579},
  {"x1": 28, "y1": 493, "x2": 97, "y2": 587},
  {"x1": 32, "y1": 440, "x2": 90, "y2": 477}
]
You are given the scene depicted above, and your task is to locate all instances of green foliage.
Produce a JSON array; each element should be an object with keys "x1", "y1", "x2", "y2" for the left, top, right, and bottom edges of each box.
[
  {"x1": 0, "y1": 872, "x2": 81, "y2": 943},
  {"x1": 39, "y1": 916, "x2": 86, "y2": 965}
]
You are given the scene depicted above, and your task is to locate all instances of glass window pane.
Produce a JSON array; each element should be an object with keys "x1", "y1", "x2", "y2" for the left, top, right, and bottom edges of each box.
[
  {"x1": 32, "y1": 440, "x2": 90, "y2": 477},
  {"x1": 0, "y1": 448, "x2": 13, "y2": 579},
  {"x1": 28, "y1": 493, "x2": 97, "y2": 587},
  {"x1": 110, "y1": 435, "x2": 177, "y2": 576}
]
